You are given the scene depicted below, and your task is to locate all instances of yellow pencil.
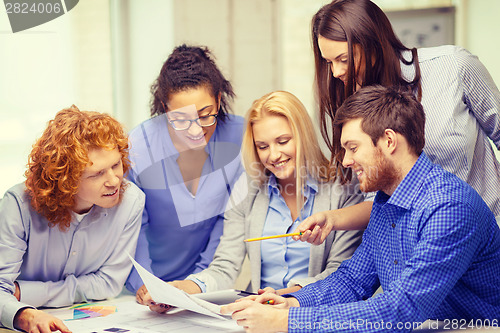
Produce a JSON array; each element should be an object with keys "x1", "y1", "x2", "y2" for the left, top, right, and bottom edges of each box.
[{"x1": 244, "y1": 232, "x2": 303, "y2": 242}]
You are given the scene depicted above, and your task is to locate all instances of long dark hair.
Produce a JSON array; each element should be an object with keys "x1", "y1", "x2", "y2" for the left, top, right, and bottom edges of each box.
[
  {"x1": 150, "y1": 44, "x2": 235, "y2": 123},
  {"x1": 312, "y1": 0, "x2": 422, "y2": 181}
]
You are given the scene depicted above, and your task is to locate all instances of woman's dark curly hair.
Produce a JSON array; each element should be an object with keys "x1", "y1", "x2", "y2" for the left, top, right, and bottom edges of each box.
[{"x1": 150, "y1": 44, "x2": 235, "y2": 123}]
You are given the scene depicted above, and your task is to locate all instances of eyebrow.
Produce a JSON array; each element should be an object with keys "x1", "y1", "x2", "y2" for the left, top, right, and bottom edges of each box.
[
  {"x1": 87, "y1": 158, "x2": 121, "y2": 175},
  {"x1": 197, "y1": 105, "x2": 212, "y2": 113},
  {"x1": 169, "y1": 105, "x2": 213, "y2": 116},
  {"x1": 254, "y1": 134, "x2": 292, "y2": 144},
  {"x1": 322, "y1": 51, "x2": 348, "y2": 62},
  {"x1": 334, "y1": 52, "x2": 347, "y2": 61},
  {"x1": 341, "y1": 140, "x2": 356, "y2": 148}
]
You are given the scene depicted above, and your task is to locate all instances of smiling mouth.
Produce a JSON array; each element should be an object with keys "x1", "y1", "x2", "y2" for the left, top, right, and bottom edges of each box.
[
  {"x1": 187, "y1": 134, "x2": 204, "y2": 141},
  {"x1": 103, "y1": 189, "x2": 118, "y2": 197},
  {"x1": 273, "y1": 159, "x2": 290, "y2": 168}
]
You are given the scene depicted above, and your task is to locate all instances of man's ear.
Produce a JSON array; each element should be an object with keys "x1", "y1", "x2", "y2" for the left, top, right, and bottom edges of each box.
[{"x1": 383, "y1": 129, "x2": 398, "y2": 154}]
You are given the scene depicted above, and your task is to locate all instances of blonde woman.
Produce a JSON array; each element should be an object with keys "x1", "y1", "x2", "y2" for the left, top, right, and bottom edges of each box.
[{"x1": 142, "y1": 91, "x2": 364, "y2": 313}]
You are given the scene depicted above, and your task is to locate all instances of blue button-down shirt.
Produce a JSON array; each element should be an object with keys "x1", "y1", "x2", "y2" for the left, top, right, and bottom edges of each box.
[
  {"x1": 288, "y1": 153, "x2": 500, "y2": 332},
  {"x1": 125, "y1": 114, "x2": 244, "y2": 292},
  {"x1": 260, "y1": 175, "x2": 314, "y2": 290}
]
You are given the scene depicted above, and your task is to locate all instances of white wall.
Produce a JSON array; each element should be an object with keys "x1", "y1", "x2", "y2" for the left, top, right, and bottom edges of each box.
[
  {"x1": 463, "y1": 0, "x2": 500, "y2": 86},
  {"x1": 172, "y1": 0, "x2": 280, "y2": 117},
  {"x1": 462, "y1": 0, "x2": 500, "y2": 160},
  {"x1": 111, "y1": 0, "x2": 175, "y2": 130},
  {"x1": 0, "y1": 0, "x2": 113, "y2": 196},
  {"x1": 1, "y1": 0, "x2": 499, "y2": 196}
]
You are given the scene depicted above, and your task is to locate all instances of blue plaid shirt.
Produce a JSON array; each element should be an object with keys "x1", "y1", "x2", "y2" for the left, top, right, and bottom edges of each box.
[{"x1": 287, "y1": 153, "x2": 500, "y2": 332}]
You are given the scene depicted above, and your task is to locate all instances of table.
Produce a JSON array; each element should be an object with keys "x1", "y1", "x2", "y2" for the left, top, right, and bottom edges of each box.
[{"x1": 1, "y1": 290, "x2": 498, "y2": 333}]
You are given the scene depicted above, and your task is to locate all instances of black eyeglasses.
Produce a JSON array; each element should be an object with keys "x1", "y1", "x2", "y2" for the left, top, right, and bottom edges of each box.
[{"x1": 167, "y1": 113, "x2": 218, "y2": 131}]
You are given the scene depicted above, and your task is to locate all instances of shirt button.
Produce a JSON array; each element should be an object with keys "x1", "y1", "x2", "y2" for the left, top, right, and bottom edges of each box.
[
  {"x1": 394, "y1": 260, "x2": 398, "y2": 265},
  {"x1": 72, "y1": 251, "x2": 77, "y2": 256},
  {"x1": 391, "y1": 223, "x2": 396, "y2": 228}
]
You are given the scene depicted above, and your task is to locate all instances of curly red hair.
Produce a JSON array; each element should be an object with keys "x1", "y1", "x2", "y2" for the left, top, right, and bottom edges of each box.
[{"x1": 25, "y1": 105, "x2": 131, "y2": 230}]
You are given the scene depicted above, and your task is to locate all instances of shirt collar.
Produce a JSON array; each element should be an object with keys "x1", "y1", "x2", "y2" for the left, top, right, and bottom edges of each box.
[
  {"x1": 375, "y1": 153, "x2": 434, "y2": 210},
  {"x1": 266, "y1": 174, "x2": 318, "y2": 198}
]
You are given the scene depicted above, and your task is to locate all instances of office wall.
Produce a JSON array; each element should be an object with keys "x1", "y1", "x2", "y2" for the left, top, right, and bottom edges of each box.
[
  {"x1": 463, "y1": 0, "x2": 500, "y2": 86},
  {"x1": 463, "y1": 0, "x2": 500, "y2": 160},
  {"x1": 1, "y1": 0, "x2": 499, "y2": 196},
  {"x1": 172, "y1": 0, "x2": 280, "y2": 118},
  {"x1": 110, "y1": 0, "x2": 175, "y2": 129},
  {"x1": 0, "y1": 0, "x2": 113, "y2": 195}
]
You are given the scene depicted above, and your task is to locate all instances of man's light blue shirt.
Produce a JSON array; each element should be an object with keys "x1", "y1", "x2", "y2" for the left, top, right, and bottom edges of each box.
[{"x1": 0, "y1": 182, "x2": 144, "y2": 330}]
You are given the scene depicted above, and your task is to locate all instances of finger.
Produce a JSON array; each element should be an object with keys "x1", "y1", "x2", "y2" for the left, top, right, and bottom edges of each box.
[
  {"x1": 298, "y1": 229, "x2": 312, "y2": 242},
  {"x1": 148, "y1": 303, "x2": 171, "y2": 314},
  {"x1": 221, "y1": 300, "x2": 251, "y2": 314},
  {"x1": 236, "y1": 295, "x2": 257, "y2": 302},
  {"x1": 53, "y1": 320, "x2": 71, "y2": 333},
  {"x1": 235, "y1": 318, "x2": 247, "y2": 327},
  {"x1": 295, "y1": 218, "x2": 314, "y2": 232},
  {"x1": 259, "y1": 287, "x2": 275, "y2": 294},
  {"x1": 309, "y1": 225, "x2": 323, "y2": 245},
  {"x1": 142, "y1": 292, "x2": 154, "y2": 305},
  {"x1": 253, "y1": 294, "x2": 280, "y2": 304},
  {"x1": 35, "y1": 323, "x2": 50, "y2": 333},
  {"x1": 231, "y1": 308, "x2": 248, "y2": 321}
]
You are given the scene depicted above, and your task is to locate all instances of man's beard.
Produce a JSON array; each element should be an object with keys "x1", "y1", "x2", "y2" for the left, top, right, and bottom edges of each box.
[{"x1": 360, "y1": 149, "x2": 400, "y2": 194}]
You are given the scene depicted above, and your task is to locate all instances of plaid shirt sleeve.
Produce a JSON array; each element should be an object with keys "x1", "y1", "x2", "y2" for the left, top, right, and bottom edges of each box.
[{"x1": 287, "y1": 200, "x2": 486, "y2": 332}]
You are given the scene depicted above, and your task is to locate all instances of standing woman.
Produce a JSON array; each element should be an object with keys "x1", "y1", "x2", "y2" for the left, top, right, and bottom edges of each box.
[
  {"x1": 126, "y1": 45, "x2": 244, "y2": 300},
  {"x1": 298, "y1": 0, "x2": 500, "y2": 241}
]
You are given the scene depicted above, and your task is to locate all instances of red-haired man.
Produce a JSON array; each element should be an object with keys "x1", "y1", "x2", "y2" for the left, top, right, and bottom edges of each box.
[{"x1": 0, "y1": 106, "x2": 145, "y2": 333}]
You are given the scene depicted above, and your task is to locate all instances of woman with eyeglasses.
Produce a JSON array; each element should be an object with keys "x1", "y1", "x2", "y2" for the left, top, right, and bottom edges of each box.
[
  {"x1": 140, "y1": 91, "x2": 364, "y2": 314},
  {"x1": 125, "y1": 45, "x2": 245, "y2": 305}
]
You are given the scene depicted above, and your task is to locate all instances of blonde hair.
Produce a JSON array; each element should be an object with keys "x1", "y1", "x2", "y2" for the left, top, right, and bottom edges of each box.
[{"x1": 242, "y1": 91, "x2": 333, "y2": 213}]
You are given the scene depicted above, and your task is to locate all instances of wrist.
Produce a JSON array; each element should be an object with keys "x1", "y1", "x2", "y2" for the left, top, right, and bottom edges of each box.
[
  {"x1": 13, "y1": 307, "x2": 34, "y2": 331},
  {"x1": 276, "y1": 308, "x2": 290, "y2": 332},
  {"x1": 13, "y1": 281, "x2": 20, "y2": 301},
  {"x1": 328, "y1": 209, "x2": 340, "y2": 231}
]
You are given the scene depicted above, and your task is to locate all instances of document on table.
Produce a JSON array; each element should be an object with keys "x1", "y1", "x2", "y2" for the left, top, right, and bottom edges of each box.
[
  {"x1": 60, "y1": 300, "x2": 242, "y2": 333},
  {"x1": 128, "y1": 254, "x2": 226, "y2": 320}
]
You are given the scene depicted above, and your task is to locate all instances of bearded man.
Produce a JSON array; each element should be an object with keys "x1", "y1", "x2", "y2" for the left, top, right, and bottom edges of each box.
[{"x1": 221, "y1": 85, "x2": 500, "y2": 332}]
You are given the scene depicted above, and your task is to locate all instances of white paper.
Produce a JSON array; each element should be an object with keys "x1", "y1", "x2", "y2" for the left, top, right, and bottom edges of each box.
[
  {"x1": 127, "y1": 254, "x2": 226, "y2": 320},
  {"x1": 60, "y1": 300, "x2": 242, "y2": 333}
]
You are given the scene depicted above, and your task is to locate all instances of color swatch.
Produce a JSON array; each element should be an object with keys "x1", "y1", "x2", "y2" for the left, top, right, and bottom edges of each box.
[{"x1": 68, "y1": 304, "x2": 117, "y2": 320}]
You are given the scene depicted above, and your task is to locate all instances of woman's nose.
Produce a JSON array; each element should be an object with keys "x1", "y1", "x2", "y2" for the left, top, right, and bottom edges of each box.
[
  {"x1": 331, "y1": 63, "x2": 345, "y2": 79},
  {"x1": 269, "y1": 145, "x2": 281, "y2": 162}
]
